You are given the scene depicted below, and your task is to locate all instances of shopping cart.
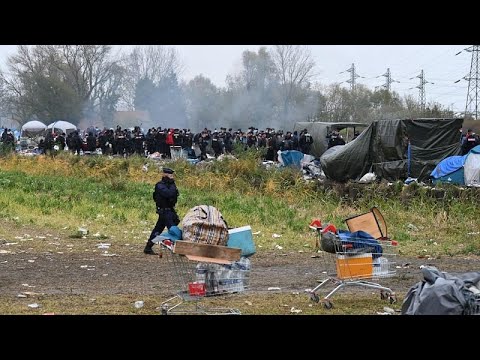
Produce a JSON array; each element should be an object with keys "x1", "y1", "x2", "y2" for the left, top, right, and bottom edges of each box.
[
  {"x1": 159, "y1": 241, "x2": 250, "y2": 315},
  {"x1": 307, "y1": 227, "x2": 398, "y2": 309}
]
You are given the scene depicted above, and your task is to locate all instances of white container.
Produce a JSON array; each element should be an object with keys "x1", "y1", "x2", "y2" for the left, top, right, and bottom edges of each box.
[{"x1": 373, "y1": 256, "x2": 389, "y2": 276}]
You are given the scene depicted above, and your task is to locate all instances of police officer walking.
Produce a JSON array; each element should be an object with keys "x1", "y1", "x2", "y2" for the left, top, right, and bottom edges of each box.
[{"x1": 144, "y1": 167, "x2": 180, "y2": 255}]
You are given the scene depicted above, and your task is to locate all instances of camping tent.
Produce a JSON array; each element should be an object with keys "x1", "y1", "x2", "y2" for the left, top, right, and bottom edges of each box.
[
  {"x1": 320, "y1": 118, "x2": 463, "y2": 183},
  {"x1": 21, "y1": 121, "x2": 47, "y2": 137},
  {"x1": 430, "y1": 145, "x2": 480, "y2": 186},
  {"x1": 46, "y1": 120, "x2": 77, "y2": 135},
  {"x1": 293, "y1": 121, "x2": 367, "y2": 158}
]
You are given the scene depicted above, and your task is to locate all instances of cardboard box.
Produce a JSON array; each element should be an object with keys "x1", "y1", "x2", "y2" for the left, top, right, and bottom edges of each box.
[
  {"x1": 227, "y1": 225, "x2": 256, "y2": 257},
  {"x1": 335, "y1": 253, "x2": 373, "y2": 279}
]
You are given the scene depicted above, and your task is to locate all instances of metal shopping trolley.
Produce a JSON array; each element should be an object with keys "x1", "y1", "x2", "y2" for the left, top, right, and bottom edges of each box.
[
  {"x1": 159, "y1": 241, "x2": 250, "y2": 315},
  {"x1": 307, "y1": 207, "x2": 398, "y2": 309}
]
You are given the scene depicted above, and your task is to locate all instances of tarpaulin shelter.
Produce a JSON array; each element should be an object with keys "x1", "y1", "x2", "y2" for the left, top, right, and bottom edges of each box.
[
  {"x1": 320, "y1": 118, "x2": 463, "y2": 182},
  {"x1": 46, "y1": 120, "x2": 77, "y2": 135},
  {"x1": 431, "y1": 145, "x2": 480, "y2": 186},
  {"x1": 21, "y1": 121, "x2": 47, "y2": 137},
  {"x1": 277, "y1": 150, "x2": 304, "y2": 168},
  {"x1": 293, "y1": 122, "x2": 367, "y2": 158}
]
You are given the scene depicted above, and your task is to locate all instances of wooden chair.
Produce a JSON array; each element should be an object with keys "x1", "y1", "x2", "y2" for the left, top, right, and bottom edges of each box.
[{"x1": 344, "y1": 207, "x2": 388, "y2": 240}]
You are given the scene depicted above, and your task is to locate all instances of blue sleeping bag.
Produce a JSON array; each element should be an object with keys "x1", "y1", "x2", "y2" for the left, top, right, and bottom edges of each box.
[{"x1": 337, "y1": 230, "x2": 383, "y2": 259}]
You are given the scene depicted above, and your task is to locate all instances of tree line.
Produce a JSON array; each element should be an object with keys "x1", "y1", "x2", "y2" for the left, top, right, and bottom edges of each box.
[{"x1": 0, "y1": 45, "x2": 454, "y2": 132}]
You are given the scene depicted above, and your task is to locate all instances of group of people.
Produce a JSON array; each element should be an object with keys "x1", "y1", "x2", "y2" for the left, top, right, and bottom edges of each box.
[{"x1": 30, "y1": 125, "x2": 318, "y2": 160}]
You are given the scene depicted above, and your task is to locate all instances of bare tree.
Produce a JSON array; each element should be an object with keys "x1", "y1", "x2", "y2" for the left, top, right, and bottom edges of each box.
[
  {"x1": 0, "y1": 45, "x2": 122, "y2": 126},
  {"x1": 271, "y1": 45, "x2": 316, "y2": 126},
  {"x1": 120, "y1": 45, "x2": 184, "y2": 110}
]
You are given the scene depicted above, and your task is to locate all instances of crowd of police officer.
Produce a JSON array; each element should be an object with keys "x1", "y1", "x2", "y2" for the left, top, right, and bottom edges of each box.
[{"x1": 33, "y1": 125, "x2": 316, "y2": 160}]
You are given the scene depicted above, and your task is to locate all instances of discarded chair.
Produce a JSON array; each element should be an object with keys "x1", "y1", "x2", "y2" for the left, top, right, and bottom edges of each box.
[{"x1": 344, "y1": 206, "x2": 388, "y2": 240}]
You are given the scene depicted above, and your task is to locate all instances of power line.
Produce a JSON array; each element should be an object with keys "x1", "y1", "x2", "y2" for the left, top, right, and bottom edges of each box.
[
  {"x1": 376, "y1": 68, "x2": 400, "y2": 92},
  {"x1": 340, "y1": 63, "x2": 363, "y2": 92},
  {"x1": 455, "y1": 45, "x2": 480, "y2": 120},
  {"x1": 410, "y1": 70, "x2": 434, "y2": 114}
]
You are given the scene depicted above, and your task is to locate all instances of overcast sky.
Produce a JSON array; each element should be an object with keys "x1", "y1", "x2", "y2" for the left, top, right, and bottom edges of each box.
[{"x1": 0, "y1": 45, "x2": 473, "y2": 114}]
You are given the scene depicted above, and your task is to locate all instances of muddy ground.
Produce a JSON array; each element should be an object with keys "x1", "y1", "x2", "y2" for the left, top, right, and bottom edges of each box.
[{"x1": 1, "y1": 220, "x2": 479, "y2": 308}]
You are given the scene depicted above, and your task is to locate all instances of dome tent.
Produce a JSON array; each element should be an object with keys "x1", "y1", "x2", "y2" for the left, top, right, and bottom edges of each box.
[
  {"x1": 431, "y1": 145, "x2": 480, "y2": 186},
  {"x1": 46, "y1": 120, "x2": 77, "y2": 135},
  {"x1": 21, "y1": 120, "x2": 47, "y2": 137}
]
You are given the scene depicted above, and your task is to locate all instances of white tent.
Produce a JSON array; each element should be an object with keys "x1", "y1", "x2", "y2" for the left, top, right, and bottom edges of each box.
[
  {"x1": 47, "y1": 120, "x2": 77, "y2": 135},
  {"x1": 21, "y1": 120, "x2": 47, "y2": 137},
  {"x1": 463, "y1": 145, "x2": 480, "y2": 186}
]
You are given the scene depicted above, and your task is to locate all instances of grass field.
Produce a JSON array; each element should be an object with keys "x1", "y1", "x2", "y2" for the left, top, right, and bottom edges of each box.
[
  {"x1": 1, "y1": 152, "x2": 479, "y2": 257},
  {"x1": 0, "y1": 152, "x2": 479, "y2": 315}
]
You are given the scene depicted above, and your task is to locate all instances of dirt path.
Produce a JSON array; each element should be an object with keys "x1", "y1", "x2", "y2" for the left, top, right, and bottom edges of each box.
[{"x1": 2, "y1": 239, "x2": 479, "y2": 299}]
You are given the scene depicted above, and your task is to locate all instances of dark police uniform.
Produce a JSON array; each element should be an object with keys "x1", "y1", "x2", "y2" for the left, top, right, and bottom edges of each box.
[{"x1": 144, "y1": 167, "x2": 180, "y2": 254}]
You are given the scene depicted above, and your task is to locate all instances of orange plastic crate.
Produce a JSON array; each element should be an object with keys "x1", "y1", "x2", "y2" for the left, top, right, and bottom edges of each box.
[{"x1": 335, "y1": 253, "x2": 373, "y2": 279}]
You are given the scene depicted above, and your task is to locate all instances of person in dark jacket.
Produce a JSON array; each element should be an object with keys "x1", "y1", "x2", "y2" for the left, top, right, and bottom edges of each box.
[{"x1": 143, "y1": 167, "x2": 180, "y2": 254}]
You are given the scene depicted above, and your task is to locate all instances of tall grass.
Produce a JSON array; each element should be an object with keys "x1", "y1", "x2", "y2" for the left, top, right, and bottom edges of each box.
[{"x1": 0, "y1": 153, "x2": 479, "y2": 255}]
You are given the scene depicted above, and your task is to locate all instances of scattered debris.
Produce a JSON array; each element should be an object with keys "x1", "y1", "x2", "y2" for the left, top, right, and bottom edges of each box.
[
  {"x1": 5, "y1": 242, "x2": 18, "y2": 246},
  {"x1": 21, "y1": 284, "x2": 35, "y2": 288},
  {"x1": 134, "y1": 301, "x2": 144, "y2": 309},
  {"x1": 27, "y1": 260, "x2": 35, "y2": 263},
  {"x1": 311, "y1": 255, "x2": 321, "y2": 258},
  {"x1": 252, "y1": 231, "x2": 261, "y2": 235},
  {"x1": 28, "y1": 303, "x2": 40, "y2": 309},
  {"x1": 22, "y1": 291, "x2": 44, "y2": 297},
  {"x1": 383, "y1": 306, "x2": 395, "y2": 314},
  {"x1": 0, "y1": 250, "x2": 12, "y2": 254},
  {"x1": 268, "y1": 287, "x2": 281, "y2": 291},
  {"x1": 272, "y1": 234, "x2": 282, "y2": 238},
  {"x1": 407, "y1": 224, "x2": 419, "y2": 232},
  {"x1": 467, "y1": 232, "x2": 480, "y2": 235},
  {"x1": 245, "y1": 301, "x2": 253, "y2": 306},
  {"x1": 80, "y1": 265, "x2": 95, "y2": 269},
  {"x1": 290, "y1": 307, "x2": 302, "y2": 314},
  {"x1": 96, "y1": 243, "x2": 111, "y2": 249},
  {"x1": 291, "y1": 292, "x2": 299, "y2": 295},
  {"x1": 17, "y1": 294, "x2": 27, "y2": 298},
  {"x1": 78, "y1": 227, "x2": 88, "y2": 236},
  {"x1": 274, "y1": 244, "x2": 283, "y2": 250},
  {"x1": 102, "y1": 274, "x2": 108, "y2": 277},
  {"x1": 298, "y1": 250, "x2": 304, "y2": 253},
  {"x1": 101, "y1": 253, "x2": 119, "y2": 257},
  {"x1": 376, "y1": 311, "x2": 392, "y2": 315}
]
